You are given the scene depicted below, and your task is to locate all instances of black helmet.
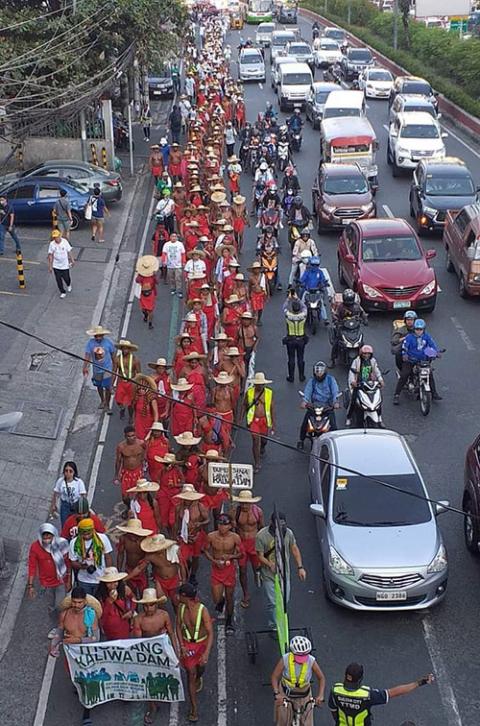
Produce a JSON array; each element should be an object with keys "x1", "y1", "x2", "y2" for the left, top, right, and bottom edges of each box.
[
  {"x1": 293, "y1": 195, "x2": 303, "y2": 207},
  {"x1": 342, "y1": 288, "x2": 355, "y2": 306},
  {"x1": 264, "y1": 225, "x2": 274, "y2": 235}
]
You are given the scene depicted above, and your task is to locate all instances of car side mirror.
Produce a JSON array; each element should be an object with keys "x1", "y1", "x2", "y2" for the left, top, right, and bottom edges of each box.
[
  {"x1": 344, "y1": 253, "x2": 356, "y2": 264},
  {"x1": 436, "y1": 112, "x2": 442, "y2": 119},
  {"x1": 441, "y1": 132, "x2": 448, "y2": 139},
  {"x1": 310, "y1": 503, "x2": 326, "y2": 518},
  {"x1": 435, "y1": 500, "x2": 449, "y2": 515},
  {"x1": 389, "y1": 127, "x2": 397, "y2": 137},
  {"x1": 426, "y1": 249, "x2": 436, "y2": 260}
]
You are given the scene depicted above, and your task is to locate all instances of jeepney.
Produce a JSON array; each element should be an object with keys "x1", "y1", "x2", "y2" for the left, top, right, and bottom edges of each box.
[{"x1": 319, "y1": 116, "x2": 379, "y2": 190}]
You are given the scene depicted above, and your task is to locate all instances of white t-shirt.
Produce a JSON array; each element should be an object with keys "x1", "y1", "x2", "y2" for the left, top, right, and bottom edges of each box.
[
  {"x1": 184, "y1": 258, "x2": 206, "y2": 276},
  {"x1": 48, "y1": 239, "x2": 72, "y2": 270},
  {"x1": 163, "y1": 240, "x2": 185, "y2": 269},
  {"x1": 53, "y1": 476, "x2": 87, "y2": 503},
  {"x1": 69, "y1": 532, "x2": 113, "y2": 584}
]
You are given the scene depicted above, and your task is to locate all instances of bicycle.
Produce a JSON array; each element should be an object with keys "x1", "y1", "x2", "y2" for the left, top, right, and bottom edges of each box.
[{"x1": 280, "y1": 696, "x2": 316, "y2": 726}]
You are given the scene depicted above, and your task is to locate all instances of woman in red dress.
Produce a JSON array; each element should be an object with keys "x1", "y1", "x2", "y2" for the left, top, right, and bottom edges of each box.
[
  {"x1": 135, "y1": 255, "x2": 160, "y2": 330},
  {"x1": 232, "y1": 194, "x2": 249, "y2": 253},
  {"x1": 170, "y1": 379, "x2": 196, "y2": 436},
  {"x1": 97, "y1": 567, "x2": 136, "y2": 640},
  {"x1": 113, "y1": 340, "x2": 141, "y2": 421},
  {"x1": 128, "y1": 479, "x2": 161, "y2": 533},
  {"x1": 181, "y1": 313, "x2": 204, "y2": 355},
  {"x1": 145, "y1": 421, "x2": 169, "y2": 482},
  {"x1": 132, "y1": 374, "x2": 159, "y2": 441},
  {"x1": 196, "y1": 206, "x2": 210, "y2": 237},
  {"x1": 173, "y1": 333, "x2": 195, "y2": 378}
]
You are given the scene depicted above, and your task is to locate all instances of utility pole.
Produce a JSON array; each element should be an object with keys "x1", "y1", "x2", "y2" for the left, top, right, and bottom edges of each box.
[
  {"x1": 393, "y1": 0, "x2": 399, "y2": 50},
  {"x1": 127, "y1": 102, "x2": 134, "y2": 177},
  {"x1": 347, "y1": 0, "x2": 352, "y2": 24}
]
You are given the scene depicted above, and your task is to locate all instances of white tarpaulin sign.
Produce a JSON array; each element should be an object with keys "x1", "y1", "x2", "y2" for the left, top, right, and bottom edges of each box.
[
  {"x1": 208, "y1": 462, "x2": 254, "y2": 489},
  {"x1": 64, "y1": 635, "x2": 184, "y2": 707}
]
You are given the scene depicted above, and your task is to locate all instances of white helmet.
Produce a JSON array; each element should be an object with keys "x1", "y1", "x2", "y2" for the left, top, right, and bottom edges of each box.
[
  {"x1": 290, "y1": 636, "x2": 312, "y2": 655},
  {"x1": 300, "y1": 249, "x2": 312, "y2": 259}
]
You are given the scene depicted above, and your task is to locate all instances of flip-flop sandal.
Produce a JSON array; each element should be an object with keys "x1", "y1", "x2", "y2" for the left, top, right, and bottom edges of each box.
[
  {"x1": 188, "y1": 712, "x2": 199, "y2": 723},
  {"x1": 240, "y1": 599, "x2": 250, "y2": 608},
  {"x1": 144, "y1": 712, "x2": 153, "y2": 726},
  {"x1": 196, "y1": 676, "x2": 203, "y2": 693}
]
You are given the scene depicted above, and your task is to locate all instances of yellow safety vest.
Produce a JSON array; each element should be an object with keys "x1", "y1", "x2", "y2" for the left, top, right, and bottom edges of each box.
[
  {"x1": 179, "y1": 603, "x2": 206, "y2": 643},
  {"x1": 118, "y1": 352, "x2": 133, "y2": 379},
  {"x1": 282, "y1": 653, "x2": 310, "y2": 689},
  {"x1": 286, "y1": 316, "x2": 305, "y2": 337},
  {"x1": 246, "y1": 386, "x2": 272, "y2": 427},
  {"x1": 331, "y1": 683, "x2": 372, "y2": 725}
]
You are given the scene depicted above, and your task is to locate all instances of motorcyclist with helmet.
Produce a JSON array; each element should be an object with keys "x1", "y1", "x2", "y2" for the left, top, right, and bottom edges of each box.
[
  {"x1": 286, "y1": 196, "x2": 311, "y2": 239},
  {"x1": 287, "y1": 108, "x2": 303, "y2": 138},
  {"x1": 265, "y1": 101, "x2": 277, "y2": 123},
  {"x1": 391, "y1": 310, "x2": 417, "y2": 371},
  {"x1": 297, "y1": 361, "x2": 340, "y2": 449},
  {"x1": 393, "y1": 319, "x2": 442, "y2": 405},
  {"x1": 330, "y1": 289, "x2": 368, "y2": 366},
  {"x1": 299, "y1": 255, "x2": 329, "y2": 324},
  {"x1": 289, "y1": 229, "x2": 318, "y2": 285},
  {"x1": 346, "y1": 344, "x2": 384, "y2": 427},
  {"x1": 271, "y1": 635, "x2": 326, "y2": 723},
  {"x1": 263, "y1": 182, "x2": 281, "y2": 210},
  {"x1": 257, "y1": 226, "x2": 282, "y2": 291},
  {"x1": 153, "y1": 188, "x2": 176, "y2": 235},
  {"x1": 281, "y1": 164, "x2": 301, "y2": 194}
]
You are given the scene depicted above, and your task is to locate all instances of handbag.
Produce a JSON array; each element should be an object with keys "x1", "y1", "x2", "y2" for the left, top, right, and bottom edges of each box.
[{"x1": 84, "y1": 201, "x2": 92, "y2": 221}]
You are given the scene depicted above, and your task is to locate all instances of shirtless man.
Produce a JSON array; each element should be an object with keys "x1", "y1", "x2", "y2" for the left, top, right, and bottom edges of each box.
[
  {"x1": 114, "y1": 426, "x2": 146, "y2": 510},
  {"x1": 230, "y1": 490, "x2": 264, "y2": 608},
  {"x1": 236, "y1": 311, "x2": 258, "y2": 371},
  {"x1": 174, "y1": 484, "x2": 210, "y2": 586},
  {"x1": 204, "y1": 513, "x2": 241, "y2": 635},
  {"x1": 212, "y1": 371, "x2": 235, "y2": 452},
  {"x1": 128, "y1": 533, "x2": 184, "y2": 608},
  {"x1": 242, "y1": 372, "x2": 276, "y2": 473},
  {"x1": 116, "y1": 519, "x2": 153, "y2": 597},
  {"x1": 50, "y1": 586, "x2": 99, "y2": 726},
  {"x1": 176, "y1": 583, "x2": 214, "y2": 724},
  {"x1": 133, "y1": 587, "x2": 177, "y2": 726},
  {"x1": 219, "y1": 346, "x2": 245, "y2": 408}
]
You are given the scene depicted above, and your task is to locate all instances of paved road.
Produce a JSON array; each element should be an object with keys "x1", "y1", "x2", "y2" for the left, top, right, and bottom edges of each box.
[{"x1": 39, "y1": 17, "x2": 480, "y2": 726}]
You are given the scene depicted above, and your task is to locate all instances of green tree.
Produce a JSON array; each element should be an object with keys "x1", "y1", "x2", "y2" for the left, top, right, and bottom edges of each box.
[{"x1": 398, "y1": 0, "x2": 411, "y2": 48}]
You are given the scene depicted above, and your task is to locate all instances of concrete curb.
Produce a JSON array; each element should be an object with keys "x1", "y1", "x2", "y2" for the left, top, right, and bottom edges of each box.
[
  {"x1": 300, "y1": 7, "x2": 480, "y2": 141},
  {"x1": 0, "y1": 168, "x2": 144, "y2": 664}
]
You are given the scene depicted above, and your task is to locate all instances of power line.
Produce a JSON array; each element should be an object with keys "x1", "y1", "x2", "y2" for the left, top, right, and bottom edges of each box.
[
  {"x1": 0, "y1": 0, "x2": 81, "y2": 33},
  {"x1": 0, "y1": 317, "x2": 469, "y2": 523}
]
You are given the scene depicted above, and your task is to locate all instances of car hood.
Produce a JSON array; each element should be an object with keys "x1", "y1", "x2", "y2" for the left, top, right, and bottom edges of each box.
[
  {"x1": 369, "y1": 81, "x2": 393, "y2": 90},
  {"x1": 331, "y1": 520, "x2": 439, "y2": 568},
  {"x1": 361, "y1": 258, "x2": 433, "y2": 286},
  {"x1": 398, "y1": 138, "x2": 444, "y2": 151},
  {"x1": 323, "y1": 191, "x2": 372, "y2": 206},
  {"x1": 423, "y1": 192, "x2": 476, "y2": 211}
]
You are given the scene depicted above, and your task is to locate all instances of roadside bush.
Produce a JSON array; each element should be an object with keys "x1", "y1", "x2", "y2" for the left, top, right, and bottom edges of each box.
[{"x1": 301, "y1": 0, "x2": 480, "y2": 117}]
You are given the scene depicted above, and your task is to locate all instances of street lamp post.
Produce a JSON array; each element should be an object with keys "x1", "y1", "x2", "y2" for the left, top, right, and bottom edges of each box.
[
  {"x1": 347, "y1": 0, "x2": 352, "y2": 24},
  {"x1": 393, "y1": 0, "x2": 399, "y2": 50}
]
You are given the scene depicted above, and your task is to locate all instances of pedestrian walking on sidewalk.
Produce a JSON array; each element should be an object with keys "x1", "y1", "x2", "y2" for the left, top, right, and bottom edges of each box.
[
  {"x1": 0, "y1": 194, "x2": 21, "y2": 255},
  {"x1": 89, "y1": 187, "x2": 109, "y2": 244},
  {"x1": 162, "y1": 232, "x2": 186, "y2": 298},
  {"x1": 141, "y1": 102, "x2": 152, "y2": 142},
  {"x1": 48, "y1": 229, "x2": 74, "y2": 298},
  {"x1": 53, "y1": 189, "x2": 73, "y2": 239},
  {"x1": 169, "y1": 104, "x2": 183, "y2": 145}
]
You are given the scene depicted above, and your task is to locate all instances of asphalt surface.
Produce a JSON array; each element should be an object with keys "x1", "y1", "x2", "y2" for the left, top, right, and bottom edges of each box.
[{"x1": 39, "y1": 15, "x2": 480, "y2": 726}]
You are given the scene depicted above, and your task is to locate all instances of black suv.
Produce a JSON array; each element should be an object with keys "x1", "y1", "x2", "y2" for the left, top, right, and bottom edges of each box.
[
  {"x1": 409, "y1": 157, "x2": 478, "y2": 234},
  {"x1": 341, "y1": 47, "x2": 374, "y2": 82}
]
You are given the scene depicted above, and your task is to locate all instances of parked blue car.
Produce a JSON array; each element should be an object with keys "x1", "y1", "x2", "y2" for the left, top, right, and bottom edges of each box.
[{"x1": 0, "y1": 176, "x2": 90, "y2": 229}]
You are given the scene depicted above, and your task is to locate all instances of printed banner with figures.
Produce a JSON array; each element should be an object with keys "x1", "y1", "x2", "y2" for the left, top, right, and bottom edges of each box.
[{"x1": 64, "y1": 635, "x2": 184, "y2": 707}]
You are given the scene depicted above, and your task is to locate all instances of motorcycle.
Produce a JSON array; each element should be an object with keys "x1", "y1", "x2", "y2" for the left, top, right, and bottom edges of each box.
[
  {"x1": 404, "y1": 348, "x2": 445, "y2": 416},
  {"x1": 298, "y1": 393, "x2": 333, "y2": 444},
  {"x1": 288, "y1": 220, "x2": 310, "y2": 249},
  {"x1": 259, "y1": 248, "x2": 280, "y2": 294},
  {"x1": 350, "y1": 380, "x2": 384, "y2": 428},
  {"x1": 248, "y1": 145, "x2": 261, "y2": 175},
  {"x1": 290, "y1": 129, "x2": 302, "y2": 152},
  {"x1": 303, "y1": 287, "x2": 328, "y2": 335},
  {"x1": 312, "y1": 27, "x2": 320, "y2": 40},
  {"x1": 277, "y1": 140, "x2": 290, "y2": 172},
  {"x1": 324, "y1": 63, "x2": 342, "y2": 85},
  {"x1": 258, "y1": 206, "x2": 281, "y2": 235},
  {"x1": 331, "y1": 316, "x2": 364, "y2": 366}
]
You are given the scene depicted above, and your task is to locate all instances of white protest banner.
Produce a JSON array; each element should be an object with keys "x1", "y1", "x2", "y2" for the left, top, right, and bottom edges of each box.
[
  {"x1": 208, "y1": 461, "x2": 254, "y2": 489},
  {"x1": 64, "y1": 635, "x2": 184, "y2": 707}
]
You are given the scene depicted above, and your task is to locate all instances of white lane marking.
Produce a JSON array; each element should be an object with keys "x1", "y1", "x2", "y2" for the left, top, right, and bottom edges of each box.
[
  {"x1": 217, "y1": 624, "x2": 227, "y2": 726},
  {"x1": 258, "y1": 82, "x2": 263, "y2": 89},
  {"x1": 451, "y1": 315, "x2": 476, "y2": 351},
  {"x1": 383, "y1": 123, "x2": 389, "y2": 132},
  {"x1": 422, "y1": 617, "x2": 463, "y2": 726},
  {"x1": 382, "y1": 203, "x2": 394, "y2": 218},
  {"x1": 33, "y1": 656, "x2": 56, "y2": 726},
  {"x1": 169, "y1": 702, "x2": 179, "y2": 726},
  {"x1": 442, "y1": 123, "x2": 480, "y2": 161}
]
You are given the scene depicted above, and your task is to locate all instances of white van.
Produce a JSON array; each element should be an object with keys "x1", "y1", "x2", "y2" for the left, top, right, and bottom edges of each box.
[
  {"x1": 270, "y1": 30, "x2": 297, "y2": 62},
  {"x1": 255, "y1": 22, "x2": 276, "y2": 47},
  {"x1": 278, "y1": 61, "x2": 313, "y2": 110},
  {"x1": 271, "y1": 55, "x2": 297, "y2": 91},
  {"x1": 238, "y1": 47, "x2": 266, "y2": 82},
  {"x1": 322, "y1": 89, "x2": 366, "y2": 120}
]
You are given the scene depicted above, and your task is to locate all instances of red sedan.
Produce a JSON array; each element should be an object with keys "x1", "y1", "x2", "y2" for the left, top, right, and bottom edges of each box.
[{"x1": 337, "y1": 218, "x2": 437, "y2": 312}]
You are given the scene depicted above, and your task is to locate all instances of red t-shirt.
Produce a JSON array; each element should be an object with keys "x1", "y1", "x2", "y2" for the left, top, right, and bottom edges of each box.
[
  {"x1": 28, "y1": 541, "x2": 67, "y2": 588},
  {"x1": 61, "y1": 513, "x2": 106, "y2": 541}
]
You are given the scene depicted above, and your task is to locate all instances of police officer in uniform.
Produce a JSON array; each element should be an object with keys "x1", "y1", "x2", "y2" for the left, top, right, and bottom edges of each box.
[
  {"x1": 283, "y1": 298, "x2": 308, "y2": 383},
  {"x1": 329, "y1": 663, "x2": 434, "y2": 725}
]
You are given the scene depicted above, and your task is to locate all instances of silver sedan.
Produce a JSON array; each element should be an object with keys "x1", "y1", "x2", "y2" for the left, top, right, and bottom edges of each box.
[{"x1": 309, "y1": 429, "x2": 449, "y2": 611}]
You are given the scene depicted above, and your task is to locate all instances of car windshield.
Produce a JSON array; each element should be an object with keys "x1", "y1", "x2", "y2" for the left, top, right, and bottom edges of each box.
[
  {"x1": 361, "y1": 235, "x2": 422, "y2": 261},
  {"x1": 283, "y1": 73, "x2": 311, "y2": 84},
  {"x1": 425, "y1": 174, "x2": 475, "y2": 196},
  {"x1": 401, "y1": 123, "x2": 439, "y2": 139},
  {"x1": 333, "y1": 474, "x2": 431, "y2": 527},
  {"x1": 324, "y1": 175, "x2": 369, "y2": 194},
  {"x1": 405, "y1": 103, "x2": 435, "y2": 117},
  {"x1": 369, "y1": 70, "x2": 392, "y2": 81},
  {"x1": 320, "y1": 40, "x2": 338, "y2": 49},
  {"x1": 258, "y1": 23, "x2": 274, "y2": 31},
  {"x1": 315, "y1": 91, "x2": 331, "y2": 103},
  {"x1": 326, "y1": 29, "x2": 345, "y2": 41},
  {"x1": 273, "y1": 35, "x2": 295, "y2": 47},
  {"x1": 324, "y1": 107, "x2": 360, "y2": 118},
  {"x1": 241, "y1": 53, "x2": 263, "y2": 64},
  {"x1": 349, "y1": 49, "x2": 372, "y2": 62},
  {"x1": 290, "y1": 45, "x2": 310, "y2": 54},
  {"x1": 403, "y1": 81, "x2": 432, "y2": 95}
]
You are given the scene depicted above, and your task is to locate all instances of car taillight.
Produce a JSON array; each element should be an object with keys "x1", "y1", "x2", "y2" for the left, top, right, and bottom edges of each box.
[{"x1": 107, "y1": 180, "x2": 119, "y2": 186}]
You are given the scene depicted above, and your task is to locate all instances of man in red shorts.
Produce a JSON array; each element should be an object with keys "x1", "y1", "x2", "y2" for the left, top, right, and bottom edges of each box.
[
  {"x1": 230, "y1": 489, "x2": 264, "y2": 609},
  {"x1": 114, "y1": 425, "x2": 145, "y2": 511},
  {"x1": 242, "y1": 371, "x2": 276, "y2": 473},
  {"x1": 116, "y1": 518, "x2": 153, "y2": 597},
  {"x1": 204, "y1": 513, "x2": 241, "y2": 635},
  {"x1": 174, "y1": 484, "x2": 209, "y2": 587}
]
